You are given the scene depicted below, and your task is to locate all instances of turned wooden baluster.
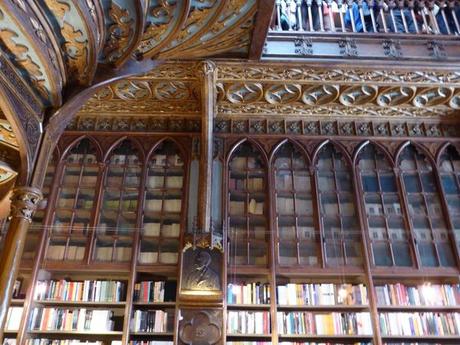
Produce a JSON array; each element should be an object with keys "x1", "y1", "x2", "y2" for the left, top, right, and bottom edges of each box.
[
  {"x1": 307, "y1": 0, "x2": 315, "y2": 31},
  {"x1": 276, "y1": 0, "x2": 282, "y2": 30},
  {"x1": 358, "y1": 0, "x2": 368, "y2": 32},
  {"x1": 427, "y1": 0, "x2": 441, "y2": 33},
  {"x1": 416, "y1": 0, "x2": 431, "y2": 33},
  {"x1": 448, "y1": 0, "x2": 460, "y2": 33},
  {"x1": 347, "y1": 0, "x2": 357, "y2": 31},
  {"x1": 338, "y1": 0, "x2": 347, "y2": 31},
  {"x1": 387, "y1": 0, "x2": 398, "y2": 32},
  {"x1": 317, "y1": 0, "x2": 325, "y2": 30},
  {"x1": 398, "y1": 0, "x2": 409, "y2": 32},
  {"x1": 439, "y1": 0, "x2": 452, "y2": 34},
  {"x1": 378, "y1": 0, "x2": 389, "y2": 32},
  {"x1": 368, "y1": 0, "x2": 378, "y2": 32},
  {"x1": 326, "y1": 0, "x2": 336, "y2": 31},
  {"x1": 296, "y1": 0, "x2": 304, "y2": 30},
  {"x1": 408, "y1": 0, "x2": 420, "y2": 33}
]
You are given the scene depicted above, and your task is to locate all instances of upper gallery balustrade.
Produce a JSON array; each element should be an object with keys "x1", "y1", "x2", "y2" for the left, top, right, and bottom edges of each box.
[{"x1": 263, "y1": 0, "x2": 460, "y2": 62}]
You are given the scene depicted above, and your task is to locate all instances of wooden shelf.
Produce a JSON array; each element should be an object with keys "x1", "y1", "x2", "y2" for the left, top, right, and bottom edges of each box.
[
  {"x1": 277, "y1": 304, "x2": 370, "y2": 311},
  {"x1": 132, "y1": 301, "x2": 176, "y2": 307},
  {"x1": 377, "y1": 305, "x2": 460, "y2": 311},
  {"x1": 33, "y1": 300, "x2": 126, "y2": 308},
  {"x1": 10, "y1": 299, "x2": 25, "y2": 306},
  {"x1": 227, "y1": 303, "x2": 271, "y2": 310},
  {"x1": 226, "y1": 333, "x2": 272, "y2": 339},
  {"x1": 129, "y1": 332, "x2": 174, "y2": 337},
  {"x1": 28, "y1": 330, "x2": 123, "y2": 337},
  {"x1": 278, "y1": 334, "x2": 373, "y2": 340}
]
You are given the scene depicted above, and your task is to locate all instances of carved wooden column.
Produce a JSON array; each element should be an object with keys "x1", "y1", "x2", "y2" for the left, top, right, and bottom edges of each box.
[
  {"x1": 197, "y1": 60, "x2": 216, "y2": 232},
  {"x1": 177, "y1": 61, "x2": 224, "y2": 345},
  {"x1": 0, "y1": 186, "x2": 42, "y2": 338}
]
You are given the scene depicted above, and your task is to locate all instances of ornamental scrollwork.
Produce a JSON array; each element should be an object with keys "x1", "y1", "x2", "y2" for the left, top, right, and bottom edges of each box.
[
  {"x1": 412, "y1": 87, "x2": 454, "y2": 107},
  {"x1": 103, "y1": 3, "x2": 133, "y2": 63}
]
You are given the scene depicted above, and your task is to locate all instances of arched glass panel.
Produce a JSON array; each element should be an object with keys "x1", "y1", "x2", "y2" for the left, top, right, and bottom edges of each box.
[
  {"x1": 228, "y1": 142, "x2": 268, "y2": 266},
  {"x1": 139, "y1": 140, "x2": 184, "y2": 265},
  {"x1": 47, "y1": 139, "x2": 99, "y2": 262},
  {"x1": 274, "y1": 142, "x2": 319, "y2": 266},
  {"x1": 315, "y1": 144, "x2": 362, "y2": 267},
  {"x1": 94, "y1": 140, "x2": 141, "y2": 263},
  {"x1": 438, "y1": 145, "x2": 460, "y2": 252},
  {"x1": 357, "y1": 144, "x2": 413, "y2": 267},
  {"x1": 399, "y1": 145, "x2": 455, "y2": 267}
]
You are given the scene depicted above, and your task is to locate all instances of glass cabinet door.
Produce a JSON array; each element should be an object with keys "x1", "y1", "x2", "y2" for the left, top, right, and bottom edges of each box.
[
  {"x1": 228, "y1": 142, "x2": 268, "y2": 266},
  {"x1": 140, "y1": 140, "x2": 184, "y2": 266},
  {"x1": 357, "y1": 144, "x2": 413, "y2": 267},
  {"x1": 315, "y1": 144, "x2": 362, "y2": 267},
  {"x1": 439, "y1": 145, "x2": 460, "y2": 253},
  {"x1": 273, "y1": 142, "x2": 319, "y2": 266},
  {"x1": 94, "y1": 140, "x2": 141, "y2": 263},
  {"x1": 399, "y1": 145, "x2": 455, "y2": 267},
  {"x1": 47, "y1": 139, "x2": 99, "y2": 262}
]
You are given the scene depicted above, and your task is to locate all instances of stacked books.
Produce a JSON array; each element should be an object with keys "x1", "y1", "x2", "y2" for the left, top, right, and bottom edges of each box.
[
  {"x1": 375, "y1": 283, "x2": 460, "y2": 306},
  {"x1": 24, "y1": 341, "x2": 122, "y2": 345},
  {"x1": 379, "y1": 312, "x2": 460, "y2": 336},
  {"x1": 34, "y1": 280, "x2": 126, "y2": 302},
  {"x1": 131, "y1": 310, "x2": 173, "y2": 333},
  {"x1": 129, "y1": 342, "x2": 173, "y2": 345},
  {"x1": 29, "y1": 308, "x2": 114, "y2": 332},
  {"x1": 133, "y1": 281, "x2": 176, "y2": 302},
  {"x1": 277, "y1": 311, "x2": 372, "y2": 335},
  {"x1": 227, "y1": 311, "x2": 270, "y2": 334},
  {"x1": 5, "y1": 307, "x2": 23, "y2": 331},
  {"x1": 277, "y1": 283, "x2": 368, "y2": 306},
  {"x1": 227, "y1": 282, "x2": 270, "y2": 304}
]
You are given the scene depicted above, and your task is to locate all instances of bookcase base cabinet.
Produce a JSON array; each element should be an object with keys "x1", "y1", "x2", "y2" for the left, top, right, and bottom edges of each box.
[{"x1": 177, "y1": 309, "x2": 223, "y2": 345}]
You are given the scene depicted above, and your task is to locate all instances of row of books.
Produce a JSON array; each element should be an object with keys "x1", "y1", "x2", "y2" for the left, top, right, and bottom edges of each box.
[
  {"x1": 29, "y1": 308, "x2": 114, "y2": 332},
  {"x1": 379, "y1": 312, "x2": 460, "y2": 336},
  {"x1": 230, "y1": 157, "x2": 260, "y2": 170},
  {"x1": 278, "y1": 343, "x2": 371, "y2": 345},
  {"x1": 147, "y1": 176, "x2": 183, "y2": 189},
  {"x1": 46, "y1": 245, "x2": 85, "y2": 261},
  {"x1": 94, "y1": 246, "x2": 131, "y2": 262},
  {"x1": 5, "y1": 306, "x2": 22, "y2": 331},
  {"x1": 227, "y1": 283, "x2": 270, "y2": 304},
  {"x1": 227, "y1": 311, "x2": 270, "y2": 335},
  {"x1": 131, "y1": 310, "x2": 173, "y2": 333},
  {"x1": 133, "y1": 281, "x2": 176, "y2": 302},
  {"x1": 276, "y1": 283, "x2": 368, "y2": 306},
  {"x1": 375, "y1": 283, "x2": 460, "y2": 307},
  {"x1": 229, "y1": 177, "x2": 264, "y2": 191},
  {"x1": 143, "y1": 223, "x2": 180, "y2": 237},
  {"x1": 34, "y1": 280, "x2": 126, "y2": 302},
  {"x1": 144, "y1": 199, "x2": 181, "y2": 213},
  {"x1": 276, "y1": 312, "x2": 372, "y2": 335},
  {"x1": 229, "y1": 199, "x2": 264, "y2": 215},
  {"x1": 18, "y1": 342, "x2": 122, "y2": 345},
  {"x1": 138, "y1": 251, "x2": 178, "y2": 265}
]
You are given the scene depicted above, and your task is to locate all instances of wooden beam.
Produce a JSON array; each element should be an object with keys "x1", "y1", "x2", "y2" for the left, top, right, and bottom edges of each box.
[{"x1": 248, "y1": 0, "x2": 276, "y2": 60}]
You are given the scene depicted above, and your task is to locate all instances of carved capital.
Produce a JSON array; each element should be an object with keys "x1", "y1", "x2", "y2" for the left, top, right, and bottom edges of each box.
[
  {"x1": 195, "y1": 60, "x2": 217, "y2": 79},
  {"x1": 9, "y1": 186, "x2": 42, "y2": 222}
]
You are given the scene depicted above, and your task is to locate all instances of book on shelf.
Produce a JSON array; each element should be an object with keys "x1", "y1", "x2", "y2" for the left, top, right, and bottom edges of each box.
[
  {"x1": 133, "y1": 281, "x2": 176, "y2": 303},
  {"x1": 29, "y1": 308, "x2": 114, "y2": 332},
  {"x1": 131, "y1": 309, "x2": 174, "y2": 333},
  {"x1": 34, "y1": 280, "x2": 126, "y2": 302},
  {"x1": 5, "y1": 306, "x2": 23, "y2": 331},
  {"x1": 248, "y1": 199, "x2": 263, "y2": 215},
  {"x1": 277, "y1": 311, "x2": 372, "y2": 335},
  {"x1": 139, "y1": 252, "x2": 158, "y2": 264},
  {"x1": 95, "y1": 246, "x2": 131, "y2": 262},
  {"x1": 159, "y1": 252, "x2": 178, "y2": 264},
  {"x1": 24, "y1": 341, "x2": 122, "y2": 345},
  {"x1": 278, "y1": 343, "x2": 371, "y2": 345},
  {"x1": 375, "y1": 283, "x2": 460, "y2": 307},
  {"x1": 144, "y1": 223, "x2": 161, "y2": 237},
  {"x1": 12, "y1": 279, "x2": 22, "y2": 299},
  {"x1": 276, "y1": 283, "x2": 368, "y2": 306},
  {"x1": 227, "y1": 282, "x2": 270, "y2": 304},
  {"x1": 163, "y1": 199, "x2": 181, "y2": 212},
  {"x1": 46, "y1": 245, "x2": 85, "y2": 261},
  {"x1": 227, "y1": 343, "x2": 271, "y2": 345},
  {"x1": 379, "y1": 312, "x2": 460, "y2": 336},
  {"x1": 227, "y1": 311, "x2": 270, "y2": 335}
]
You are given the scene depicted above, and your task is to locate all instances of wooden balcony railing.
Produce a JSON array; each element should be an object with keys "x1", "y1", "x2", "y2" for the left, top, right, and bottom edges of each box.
[{"x1": 264, "y1": 0, "x2": 460, "y2": 62}]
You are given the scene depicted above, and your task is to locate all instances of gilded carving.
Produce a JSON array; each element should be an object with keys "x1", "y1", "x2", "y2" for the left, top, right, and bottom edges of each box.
[
  {"x1": 178, "y1": 309, "x2": 222, "y2": 345},
  {"x1": 412, "y1": 87, "x2": 454, "y2": 107},
  {"x1": 153, "y1": 81, "x2": 192, "y2": 101},
  {"x1": 9, "y1": 187, "x2": 42, "y2": 222},
  {"x1": 62, "y1": 22, "x2": 88, "y2": 83},
  {"x1": 265, "y1": 84, "x2": 302, "y2": 104},
  {"x1": 226, "y1": 82, "x2": 263, "y2": 104},
  {"x1": 103, "y1": 3, "x2": 133, "y2": 63},
  {"x1": 113, "y1": 80, "x2": 151, "y2": 100},
  {"x1": 339, "y1": 85, "x2": 378, "y2": 106},
  {"x1": 302, "y1": 85, "x2": 339, "y2": 105}
]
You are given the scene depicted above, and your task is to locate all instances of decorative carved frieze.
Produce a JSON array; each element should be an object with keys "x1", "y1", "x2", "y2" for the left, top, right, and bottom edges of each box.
[
  {"x1": 214, "y1": 118, "x2": 459, "y2": 138},
  {"x1": 67, "y1": 116, "x2": 201, "y2": 133}
]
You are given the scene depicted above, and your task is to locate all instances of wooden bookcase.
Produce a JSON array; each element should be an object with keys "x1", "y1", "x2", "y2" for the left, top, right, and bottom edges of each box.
[{"x1": 2, "y1": 132, "x2": 460, "y2": 345}]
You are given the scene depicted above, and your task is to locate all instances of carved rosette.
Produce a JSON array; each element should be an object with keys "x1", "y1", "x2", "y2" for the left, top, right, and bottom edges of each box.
[{"x1": 9, "y1": 187, "x2": 42, "y2": 222}]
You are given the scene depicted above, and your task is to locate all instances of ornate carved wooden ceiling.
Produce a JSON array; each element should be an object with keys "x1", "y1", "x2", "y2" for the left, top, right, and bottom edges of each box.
[
  {"x1": 0, "y1": 0, "x2": 257, "y2": 108},
  {"x1": 74, "y1": 61, "x2": 460, "y2": 121}
]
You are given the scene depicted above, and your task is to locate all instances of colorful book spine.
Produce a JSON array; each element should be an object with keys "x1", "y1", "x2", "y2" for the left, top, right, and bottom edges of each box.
[
  {"x1": 227, "y1": 283, "x2": 270, "y2": 304},
  {"x1": 227, "y1": 311, "x2": 270, "y2": 334},
  {"x1": 379, "y1": 312, "x2": 460, "y2": 336}
]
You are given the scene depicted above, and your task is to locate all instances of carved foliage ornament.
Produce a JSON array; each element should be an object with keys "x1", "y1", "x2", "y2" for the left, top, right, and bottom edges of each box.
[
  {"x1": 9, "y1": 187, "x2": 42, "y2": 222},
  {"x1": 103, "y1": 3, "x2": 133, "y2": 63},
  {"x1": 179, "y1": 310, "x2": 222, "y2": 345}
]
